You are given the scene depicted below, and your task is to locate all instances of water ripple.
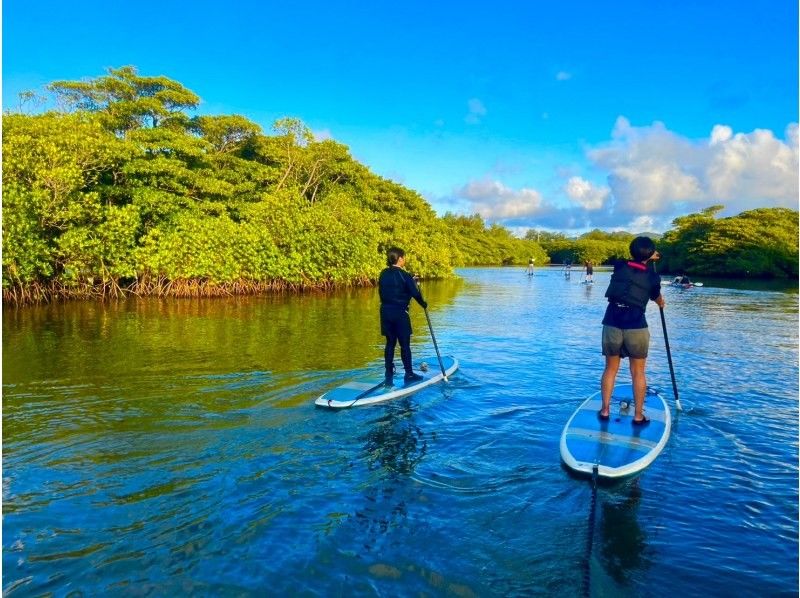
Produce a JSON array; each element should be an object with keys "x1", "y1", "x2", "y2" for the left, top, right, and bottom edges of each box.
[{"x1": 3, "y1": 271, "x2": 797, "y2": 595}]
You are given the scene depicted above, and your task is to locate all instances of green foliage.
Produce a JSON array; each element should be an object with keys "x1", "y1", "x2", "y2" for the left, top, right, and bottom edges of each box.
[
  {"x1": 525, "y1": 229, "x2": 566, "y2": 243},
  {"x1": 443, "y1": 214, "x2": 547, "y2": 266},
  {"x1": 2, "y1": 184, "x2": 55, "y2": 284},
  {"x1": 572, "y1": 239, "x2": 631, "y2": 265},
  {"x1": 545, "y1": 230, "x2": 631, "y2": 265},
  {"x1": 137, "y1": 210, "x2": 273, "y2": 283},
  {"x1": 2, "y1": 111, "x2": 131, "y2": 287},
  {"x1": 48, "y1": 65, "x2": 200, "y2": 134},
  {"x1": 661, "y1": 206, "x2": 798, "y2": 278},
  {"x1": 4, "y1": 67, "x2": 796, "y2": 303},
  {"x1": 189, "y1": 115, "x2": 262, "y2": 154},
  {"x1": 536, "y1": 228, "x2": 661, "y2": 266},
  {"x1": 538, "y1": 238, "x2": 575, "y2": 264},
  {"x1": 659, "y1": 206, "x2": 721, "y2": 273},
  {"x1": 57, "y1": 203, "x2": 141, "y2": 283},
  {"x1": 133, "y1": 190, "x2": 383, "y2": 286}
]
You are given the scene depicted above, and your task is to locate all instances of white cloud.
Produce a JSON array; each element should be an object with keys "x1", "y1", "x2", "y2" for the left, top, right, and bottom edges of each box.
[
  {"x1": 457, "y1": 179, "x2": 543, "y2": 218},
  {"x1": 564, "y1": 176, "x2": 610, "y2": 210},
  {"x1": 556, "y1": 71, "x2": 572, "y2": 81},
  {"x1": 588, "y1": 118, "x2": 799, "y2": 217},
  {"x1": 704, "y1": 125, "x2": 798, "y2": 203},
  {"x1": 441, "y1": 119, "x2": 797, "y2": 233},
  {"x1": 709, "y1": 124, "x2": 732, "y2": 145},
  {"x1": 627, "y1": 215, "x2": 656, "y2": 232},
  {"x1": 465, "y1": 98, "x2": 487, "y2": 125}
]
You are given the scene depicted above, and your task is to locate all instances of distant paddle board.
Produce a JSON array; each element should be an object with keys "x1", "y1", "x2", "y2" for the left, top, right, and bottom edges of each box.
[
  {"x1": 315, "y1": 356, "x2": 458, "y2": 409},
  {"x1": 560, "y1": 384, "x2": 671, "y2": 478},
  {"x1": 669, "y1": 280, "x2": 703, "y2": 288}
]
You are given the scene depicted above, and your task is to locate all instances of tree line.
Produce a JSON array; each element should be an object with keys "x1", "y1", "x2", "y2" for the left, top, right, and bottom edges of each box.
[
  {"x1": 525, "y1": 205, "x2": 798, "y2": 279},
  {"x1": 3, "y1": 67, "x2": 548, "y2": 304},
  {"x1": 3, "y1": 67, "x2": 796, "y2": 304}
]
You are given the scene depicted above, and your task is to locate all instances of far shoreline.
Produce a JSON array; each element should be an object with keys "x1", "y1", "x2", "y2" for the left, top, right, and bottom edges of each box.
[{"x1": 4, "y1": 266, "x2": 796, "y2": 307}]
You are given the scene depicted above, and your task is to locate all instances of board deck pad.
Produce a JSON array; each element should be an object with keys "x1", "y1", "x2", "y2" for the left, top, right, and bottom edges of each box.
[
  {"x1": 560, "y1": 383, "x2": 671, "y2": 478},
  {"x1": 315, "y1": 356, "x2": 458, "y2": 408}
]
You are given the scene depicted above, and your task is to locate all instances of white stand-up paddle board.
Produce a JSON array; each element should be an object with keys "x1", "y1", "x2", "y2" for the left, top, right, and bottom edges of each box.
[
  {"x1": 315, "y1": 356, "x2": 458, "y2": 408},
  {"x1": 560, "y1": 384, "x2": 672, "y2": 478}
]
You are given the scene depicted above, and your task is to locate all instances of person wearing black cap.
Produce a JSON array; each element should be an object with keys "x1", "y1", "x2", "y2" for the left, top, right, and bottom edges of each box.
[{"x1": 378, "y1": 247, "x2": 428, "y2": 386}]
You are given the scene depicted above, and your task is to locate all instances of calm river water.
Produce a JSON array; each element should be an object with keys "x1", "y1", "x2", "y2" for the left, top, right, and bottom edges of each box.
[{"x1": 3, "y1": 268, "x2": 798, "y2": 596}]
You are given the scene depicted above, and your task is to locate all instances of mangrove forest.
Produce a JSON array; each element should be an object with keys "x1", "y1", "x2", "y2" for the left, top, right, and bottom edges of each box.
[{"x1": 3, "y1": 67, "x2": 797, "y2": 304}]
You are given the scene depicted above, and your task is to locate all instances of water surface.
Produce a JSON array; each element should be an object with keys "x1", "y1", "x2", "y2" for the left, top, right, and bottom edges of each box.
[{"x1": 4, "y1": 268, "x2": 798, "y2": 596}]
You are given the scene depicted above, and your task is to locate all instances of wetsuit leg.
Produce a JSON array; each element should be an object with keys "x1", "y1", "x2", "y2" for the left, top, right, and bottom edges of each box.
[
  {"x1": 384, "y1": 332, "x2": 398, "y2": 372},
  {"x1": 381, "y1": 306, "x2": 413, "y2": 375},
  {"x1": 398, "y1": 333, "x2": 413, "y2": 373}
]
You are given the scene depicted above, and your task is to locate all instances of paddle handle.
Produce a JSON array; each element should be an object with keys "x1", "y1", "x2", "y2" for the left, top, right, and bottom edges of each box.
[
  {"x1": 424, "y1": 308, "x2": 448, "y2": 382},
  {"x1": 659, "y1": 306, "x2": 682, "y2": 411}
]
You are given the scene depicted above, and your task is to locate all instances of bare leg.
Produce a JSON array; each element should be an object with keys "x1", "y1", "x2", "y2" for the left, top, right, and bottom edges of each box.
[
  {"x1": 629, "y1": 357, "x2": 647, "y2": 421},
  {"x1": 600, "y1": 355, "x2": 621, "y2": 417}
]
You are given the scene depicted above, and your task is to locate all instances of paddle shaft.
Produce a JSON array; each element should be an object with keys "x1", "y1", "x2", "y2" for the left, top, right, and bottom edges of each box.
[
  {"x1": 424, "y1": 308, "x2": 448, "y2": 381},
  {"x1": 353, "y1": 379, "x2": 390, "y2": 402},
  {"x1": 335, "y1": 377, "x2": 389, "y2": 408},
  {"x1": 659, "y1": 306, "x2": 682, "y2": 411}
]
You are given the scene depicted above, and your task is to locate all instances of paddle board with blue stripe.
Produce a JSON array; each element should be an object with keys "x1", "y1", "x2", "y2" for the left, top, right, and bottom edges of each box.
[
  {"x1": 315, "y1": 356, "x2": 458, "y2": 409},
  {"x1": 560, "y1": 384, "x2": 671, "y2": 478}
]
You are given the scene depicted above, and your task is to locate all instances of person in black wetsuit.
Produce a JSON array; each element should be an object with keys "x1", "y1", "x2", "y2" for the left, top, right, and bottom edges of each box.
[
  {"x1": 598, "y1": 236, "x2": 665, "y2": 425},
  {"x1": 379, "y1": 247, "x2": 428, "y2": 386}
]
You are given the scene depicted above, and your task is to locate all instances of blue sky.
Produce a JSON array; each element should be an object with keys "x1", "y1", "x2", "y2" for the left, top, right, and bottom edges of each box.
[{"x1": 4, "y1": 0, "x2": 798, "y2": 233}]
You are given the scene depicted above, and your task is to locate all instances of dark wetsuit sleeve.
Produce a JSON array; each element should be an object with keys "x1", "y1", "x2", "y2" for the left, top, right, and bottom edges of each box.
[
  {"x1": 649, "y1": 270, "x2": 662, "y2": 300},
  {"x1": 404, "y1": 272, "x2": 427, "y2": 308}
]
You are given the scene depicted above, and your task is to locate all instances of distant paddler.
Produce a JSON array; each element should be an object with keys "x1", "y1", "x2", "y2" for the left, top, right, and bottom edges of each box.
[
  {"x1": 671, "y1": 274, "x2": 696, "y2": 288},
  {"x1": 527, "y1": 257, "x2": 535, "y2": 276}
]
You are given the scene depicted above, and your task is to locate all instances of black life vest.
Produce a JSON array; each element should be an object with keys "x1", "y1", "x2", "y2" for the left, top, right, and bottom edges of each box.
[{"x1": 604, "y1": 261, "x2": 653, "y2": 309}]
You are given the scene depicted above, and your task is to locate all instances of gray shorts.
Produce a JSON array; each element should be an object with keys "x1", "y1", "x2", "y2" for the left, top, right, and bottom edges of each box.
[{"x1": 602, "y1": 325, "x2": 650, "y2": 359}]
